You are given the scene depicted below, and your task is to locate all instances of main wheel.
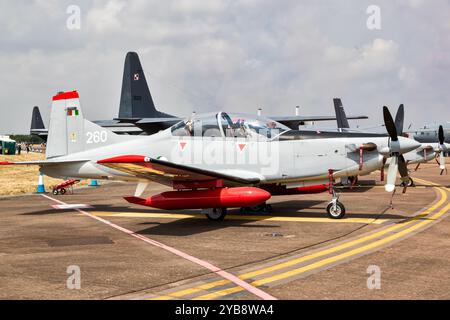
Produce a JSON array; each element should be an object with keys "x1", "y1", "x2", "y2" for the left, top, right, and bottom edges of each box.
[
  {"x1": 240, "y1": 203, "x2": 273, "y2": 213},
  {"x1": 60, "y1": 188, "x2": 66, "y2": 195},
  {"x1": 52, "y1": 189, "x2": 59, "y2": 195},
  {"x1": 326, "y1": 201, "x2": 346, "y2": 219},
  {"x1": 203, "y1": 208, "x2": 227, "y2": 221}
]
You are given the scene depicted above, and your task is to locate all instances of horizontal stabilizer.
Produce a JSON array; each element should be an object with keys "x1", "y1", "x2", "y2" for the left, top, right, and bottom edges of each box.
[{"x1": 136, "y1": 117, "x2": 183, "y2": 124}]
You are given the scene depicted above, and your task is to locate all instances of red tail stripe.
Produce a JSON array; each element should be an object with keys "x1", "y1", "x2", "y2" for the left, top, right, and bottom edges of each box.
[{"x1": 52, "y1": 91, "x2": 79, "y2": 101}]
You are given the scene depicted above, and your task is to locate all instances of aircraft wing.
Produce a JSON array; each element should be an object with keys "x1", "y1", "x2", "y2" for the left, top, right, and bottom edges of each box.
[
  {"x1": 97, "y1": 155, "x2": 260, "y2": 187},
  {"x1": 0, "y1": 159, "x2": 89, "y2": 165},
  {"x1": 272, "y1": 115, "x2": 368, "y2": 129}
]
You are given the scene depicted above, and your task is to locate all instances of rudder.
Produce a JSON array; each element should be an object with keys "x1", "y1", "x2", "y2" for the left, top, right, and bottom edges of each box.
[
  {"x1": 333, "y1": 98, "x2": 350, "y2": 129},
  {"x1": 46, "y1": 91, "x2": 125, "y2": 159}
]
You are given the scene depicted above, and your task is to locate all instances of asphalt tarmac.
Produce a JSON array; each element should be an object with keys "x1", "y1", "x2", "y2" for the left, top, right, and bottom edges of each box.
[{"x1": 0, "y1": 163, "x2": 448, "y2": 299}]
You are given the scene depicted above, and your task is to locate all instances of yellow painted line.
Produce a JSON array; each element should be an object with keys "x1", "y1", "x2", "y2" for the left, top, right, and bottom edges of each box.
[
  {"x1": 151, "y1": 295, "x2": 176, "y2": 300},
  {"x1": 193, "y1": 190, "x2": 450, "y2": 300},
  {"x1": 249, "y1": 200, "x2": 450, "y2": 287},
  {"x1": 150, "y1": 279, "x2": 230, "y2": 300},
  {"x1": 153, "y1": 184, "x2": 447, "y2": 300},
  {"x1": 193, "y1": 286, "x2": 243, "y2": 300},
  {"x1": 90, "y1": 211, "x2": 388, "y2": 224}
]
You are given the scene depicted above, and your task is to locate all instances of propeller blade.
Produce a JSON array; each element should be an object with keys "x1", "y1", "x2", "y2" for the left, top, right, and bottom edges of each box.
[
  {"x1": 398, "y1": 155, "x2": 409, "y2": 178},
  {"x1": 438, "y1": 125, "x2": 445, "y2": 145},
  {"x1": 383, "y1": 106, "x2": 398, "y2": 141},
  {"x1": 439, "y1": 152, "x2": 445, "y2": 170},
  {"x1": 385, "y1": 156, "x2": 398, "y2": 192},
  {"x1": 395, "y1": 104, "x2": 404, "y2": 136}
]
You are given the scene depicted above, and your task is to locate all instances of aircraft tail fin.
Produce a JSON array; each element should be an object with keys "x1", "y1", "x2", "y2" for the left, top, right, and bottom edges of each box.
[
  {"x1": 46, "y1": 91, "x2": 125, "y2": 159},
  {"x1": 30, "y1": 106, "x2": 45, "y2": 131},
  {"x1": 333, "y1": 98, "x2": 350, "y2": 129},
  {"x1": 118, "y1": 52, "x2": 158, "y2": 119}
]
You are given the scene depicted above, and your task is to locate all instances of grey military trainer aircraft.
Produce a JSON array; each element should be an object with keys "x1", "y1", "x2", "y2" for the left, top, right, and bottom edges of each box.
[{"x1": 2, "y1": 91, "x2": 420, "y2": 220}]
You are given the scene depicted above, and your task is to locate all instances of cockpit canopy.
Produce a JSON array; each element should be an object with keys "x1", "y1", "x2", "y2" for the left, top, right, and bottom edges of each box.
[{"x1": 171, "y1": 112, "x2": 290, "y2": 139}]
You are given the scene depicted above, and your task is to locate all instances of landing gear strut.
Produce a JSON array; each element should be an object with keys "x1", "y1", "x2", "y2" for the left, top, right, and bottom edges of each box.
[
  {"x1": 203, "y1": 208, "x2": 227, "y2": 221},
  {"x1": 327, "y1": 169, "x2": 346, "y2": 219}
]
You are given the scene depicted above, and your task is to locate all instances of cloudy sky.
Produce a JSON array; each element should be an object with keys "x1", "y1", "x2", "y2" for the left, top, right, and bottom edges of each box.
[{"x1": 0, "y1": 0, "x2": 449, "y2": 134}]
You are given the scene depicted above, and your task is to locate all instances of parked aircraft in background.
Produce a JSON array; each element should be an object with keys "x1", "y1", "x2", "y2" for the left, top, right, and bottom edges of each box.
[
  {"x1": 409, "y1": 125, "x2": 449, "y2": 174},
  {"x1": 331, "y1": 100, "x2": 448, "y2": 179},
  {"x1": 412, "y1": 123, "x2": 450, "y2": 144},
  {"x1": 30, "y1": 106, "x2": 47, "y2": 140},
  {"x1": 3, "y1": 90, "x2": 420, "y2": 220}
]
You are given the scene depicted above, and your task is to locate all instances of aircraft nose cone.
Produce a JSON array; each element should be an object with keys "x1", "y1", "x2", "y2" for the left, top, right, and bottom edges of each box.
[{"x1": 398, "y1": 136, "x2": 421, "y2": 154}]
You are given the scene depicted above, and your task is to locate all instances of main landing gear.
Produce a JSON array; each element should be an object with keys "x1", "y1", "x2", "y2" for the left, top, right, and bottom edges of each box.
[
  {"x1": 239, "y1": 202, "x2": 273, "y2": 214},
  {"x1": 202, "y1": 202, "x2": 273, "y2": 221},
  {"x1": 203, "y1": 208, "x2": 227, "y2": 221}
]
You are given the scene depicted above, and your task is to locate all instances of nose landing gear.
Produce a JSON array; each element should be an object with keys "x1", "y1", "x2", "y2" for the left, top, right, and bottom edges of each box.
[{"x1": 327, "y1": 169, "x2": 346, "y2": 219}]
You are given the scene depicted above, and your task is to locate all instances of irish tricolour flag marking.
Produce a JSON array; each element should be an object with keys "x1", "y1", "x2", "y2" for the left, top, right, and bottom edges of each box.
[{"x1": 67, "y1": 107, "x2": 79, "y2": 117}]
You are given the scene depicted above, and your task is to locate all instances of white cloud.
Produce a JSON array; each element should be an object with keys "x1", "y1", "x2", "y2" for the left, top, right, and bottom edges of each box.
[{"x1": 87, "y1": 0, "x2": 126, "y2": 33}]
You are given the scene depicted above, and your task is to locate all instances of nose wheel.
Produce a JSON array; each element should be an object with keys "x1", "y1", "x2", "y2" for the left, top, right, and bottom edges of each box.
[
  {"x1": 400, "y1": 177, "x2": 415, "y2": 188},
  {"x1": 326, "y1": 199, "x2": 346, "y2": 219},
  {"x1": 203, "y1": 208, "x2": 227, "y2": 221}
]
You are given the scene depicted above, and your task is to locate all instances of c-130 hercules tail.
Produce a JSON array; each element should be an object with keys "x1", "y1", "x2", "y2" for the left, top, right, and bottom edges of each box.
[{"x1": 29, "y1": 52, "x2": 181, "y2": 140}]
